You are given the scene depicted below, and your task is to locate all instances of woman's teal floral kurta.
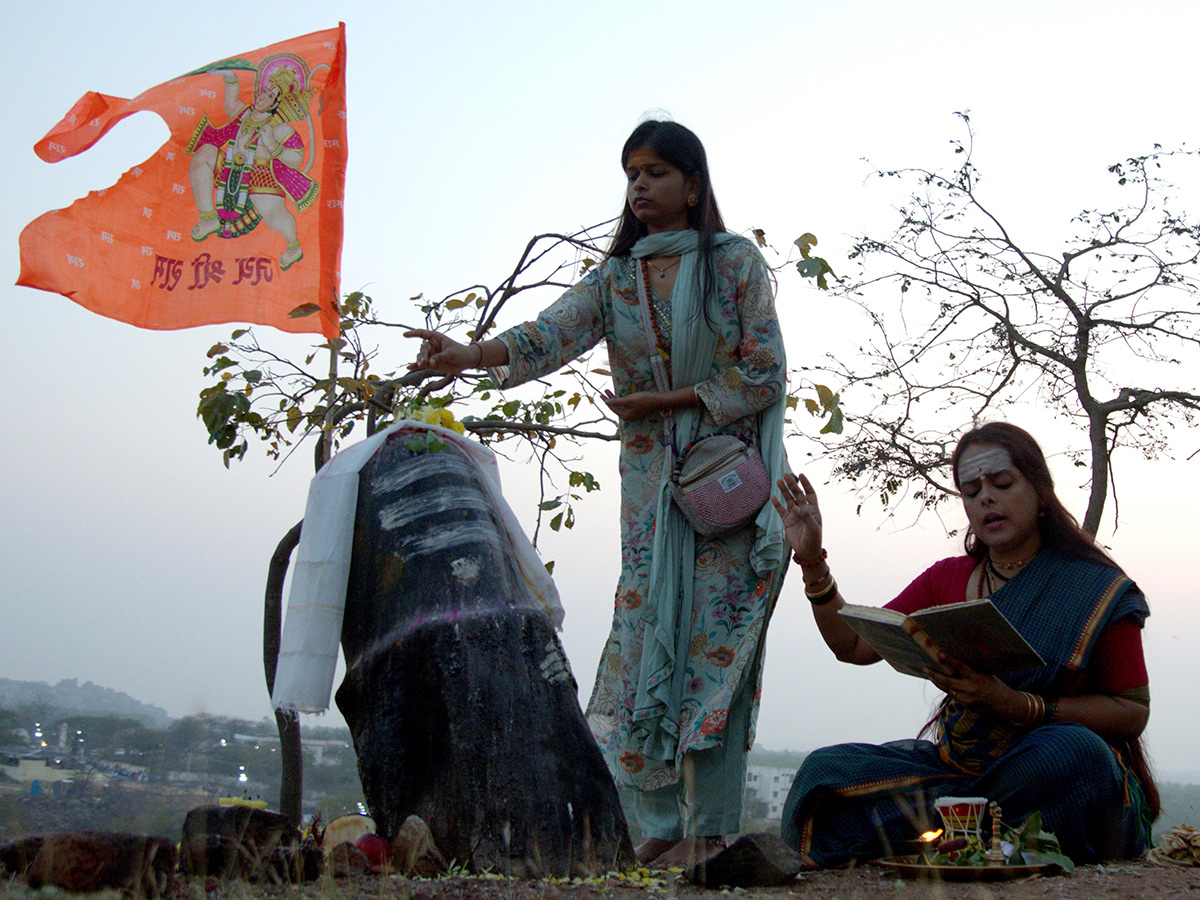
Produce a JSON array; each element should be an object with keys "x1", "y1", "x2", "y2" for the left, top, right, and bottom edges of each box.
[{"x1": 497, "y1": 236, "x2": 787, "y2": 791}]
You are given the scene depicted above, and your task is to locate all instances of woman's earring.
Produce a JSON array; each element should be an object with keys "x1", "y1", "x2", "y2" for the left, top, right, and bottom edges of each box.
[{"x1": 688, "y1": 196, "x2": 698, "y2": 207}]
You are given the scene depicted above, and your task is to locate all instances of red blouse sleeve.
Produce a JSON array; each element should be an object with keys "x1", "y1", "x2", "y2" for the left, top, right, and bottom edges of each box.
[
  {"x1": 1090, "y1": 616, "x2": 1149, "y2": 694},
  {"x1": 885, "y1": 556, "x2": 976, "y2": 614}
]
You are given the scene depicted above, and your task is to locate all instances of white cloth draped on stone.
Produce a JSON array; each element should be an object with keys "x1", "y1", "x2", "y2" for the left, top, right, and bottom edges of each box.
[{"x1": 271, "y1": 421, "x2": 562, "y2": 714}]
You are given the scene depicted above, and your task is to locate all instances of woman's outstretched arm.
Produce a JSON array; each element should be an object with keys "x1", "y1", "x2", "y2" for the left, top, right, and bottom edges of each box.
[
  {"x1": 773, "y1": 473, "x2": 882, "y2": 666},
  {"x1": 406, "y1": 329, "x2": 509, "y2": 374}
]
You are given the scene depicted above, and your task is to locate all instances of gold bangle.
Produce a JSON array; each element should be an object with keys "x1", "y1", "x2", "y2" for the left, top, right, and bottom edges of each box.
[
  {"x1": 806, "y1": 577, "x2": 838, "y2": 605},
  {"x1": 803, "y1": 571, "x2": 833, "y2": 592},
  {"x1": 1012, "y1": 691, "x2": 1047, "y2": 727}
]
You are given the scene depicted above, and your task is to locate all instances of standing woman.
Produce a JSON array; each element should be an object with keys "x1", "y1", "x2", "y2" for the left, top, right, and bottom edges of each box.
[
  {"x1": 772, "y1": 422, "x2": 1157, "y2": 866},
  {"x1": 408, "y1": 120, "x2": 790, "y2": 865}
]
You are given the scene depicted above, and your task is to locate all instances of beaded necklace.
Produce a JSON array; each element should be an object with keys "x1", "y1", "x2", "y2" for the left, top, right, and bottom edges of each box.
[{"x1": 638, "y1": 258, "x2": 673, "y2": 379}]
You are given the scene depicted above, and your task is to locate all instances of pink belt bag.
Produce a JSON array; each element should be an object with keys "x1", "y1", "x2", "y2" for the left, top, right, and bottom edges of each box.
[
  {"x1": 670, "y1": 433, "x2": 770, "y2": 537},
  {"x1": 632, "y1": 257, "x2": 770, "y2": 538}
]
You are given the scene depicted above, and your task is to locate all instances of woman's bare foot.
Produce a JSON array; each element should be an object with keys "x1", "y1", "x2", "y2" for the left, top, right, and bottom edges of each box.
[
  {"x1": 647, "y1": 835, "x2": 726, "y2": 869},
  {"x1": 634, "y1": 837, "x2": 674, "y2": 864}
]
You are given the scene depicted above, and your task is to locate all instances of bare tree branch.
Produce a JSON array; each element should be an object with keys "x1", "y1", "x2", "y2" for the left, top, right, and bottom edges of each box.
[{"x1": 815, "y1": 117, "x2": 1200, "y2": 533}]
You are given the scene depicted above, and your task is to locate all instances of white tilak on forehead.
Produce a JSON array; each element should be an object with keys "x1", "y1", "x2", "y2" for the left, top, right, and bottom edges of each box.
[{"x1": 957, "y1": 447, "x2": 1014, "y2": 485}]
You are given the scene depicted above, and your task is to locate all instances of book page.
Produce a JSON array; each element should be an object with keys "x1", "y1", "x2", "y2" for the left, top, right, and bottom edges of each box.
[
  {"x1": 910, "y1": 600, "x2": 1044, "y2": 672},
  {"x1": 838, "y1": 607, "x2": 945, "y2": 678}
]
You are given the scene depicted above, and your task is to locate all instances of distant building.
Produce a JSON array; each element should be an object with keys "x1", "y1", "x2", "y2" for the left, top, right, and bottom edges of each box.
[
  {"x1": 744, "y1": 764, "x2": 796, "y2": 820},
  {"x1": 232, "y1": 733, "x2": 351, "y2": 766},
  {"x1": 0, "y1": 753, "x2": 74, "y2": 785}
]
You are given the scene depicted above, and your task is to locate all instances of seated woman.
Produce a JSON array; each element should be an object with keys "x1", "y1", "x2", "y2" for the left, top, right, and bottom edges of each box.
[{"x1": 773, "y1": 422, "x2": 1157, "y2": 867}]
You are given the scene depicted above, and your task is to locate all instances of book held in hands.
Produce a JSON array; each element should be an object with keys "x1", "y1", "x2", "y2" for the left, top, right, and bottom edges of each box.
[{"x1": 837, "y1": 599, "x2": 1045, "y2": 679}]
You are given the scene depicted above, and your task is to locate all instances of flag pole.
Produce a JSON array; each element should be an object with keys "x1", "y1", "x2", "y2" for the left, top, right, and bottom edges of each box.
[{"x1": 320, "y1": 335, "x2": 338, "y2": 467}]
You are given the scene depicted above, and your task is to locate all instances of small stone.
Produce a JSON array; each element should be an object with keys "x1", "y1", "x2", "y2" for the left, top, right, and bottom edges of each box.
[
  {"x1": 327, "y1": 840, "x2": 373, "y2": 878},
  {"x1": 24, "y1": 831, "x2": 176, "y2": 897},
  {"x1": 685, "y1": 831, "x2": 802, "y2": 888},
  {"x1": 0, "y1": 835, "x2": 44, "y2": 876},
  {"x1": 179, "y1": 804, "x2": 301, "y2": 882},
  {"x1": 391, "y1": 814, "x2": 447, "y2": 877}
]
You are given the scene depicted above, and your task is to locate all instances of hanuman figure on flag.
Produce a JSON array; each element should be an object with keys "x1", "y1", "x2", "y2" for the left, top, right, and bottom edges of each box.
[{"x1": 185, "y1": 52, "x2": 320, "y2": 271}]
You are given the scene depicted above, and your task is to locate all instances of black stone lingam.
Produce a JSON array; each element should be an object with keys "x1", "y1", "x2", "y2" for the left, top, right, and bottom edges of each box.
[{"x1": 335, "y1": 430, "x2": 633, "y2": 876}]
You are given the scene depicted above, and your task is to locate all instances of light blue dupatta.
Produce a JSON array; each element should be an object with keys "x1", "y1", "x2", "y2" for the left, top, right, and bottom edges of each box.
[{"x1": 628, "y1": 229, "x2": 789, "y2": 764}]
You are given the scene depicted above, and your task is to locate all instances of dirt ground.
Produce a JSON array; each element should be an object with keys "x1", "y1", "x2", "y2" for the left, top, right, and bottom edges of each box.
[
  {"x1": 3, "y1": 858, "x2": 1199, "y2": 899},
  {"x1": 146, "y1": 860, "x2": 1199, "y2": 900}
]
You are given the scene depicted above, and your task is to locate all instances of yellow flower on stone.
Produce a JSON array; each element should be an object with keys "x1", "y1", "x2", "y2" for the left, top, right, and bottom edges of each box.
[
  {"x1": 437, "y1": 407, "x2": 466, "y2": 434},
  {"x1": 408, "y1": 404, "x2": 465, "y2": 434}
]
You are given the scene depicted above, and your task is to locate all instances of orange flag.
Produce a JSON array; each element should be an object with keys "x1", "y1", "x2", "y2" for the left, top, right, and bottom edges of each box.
[{"x1": 18, "y1": 25, "x2": 347, "y2": 339}]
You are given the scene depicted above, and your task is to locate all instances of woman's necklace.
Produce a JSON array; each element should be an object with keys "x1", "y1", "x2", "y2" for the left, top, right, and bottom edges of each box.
[
  {"x1": 978, "y1": 562, "x2": 996, "y2": 599},
  {"x1": 992, "y1": 554, "x2": 1035, "y2": 572},
  {"x1": 645, "y1": 257, "x2": 679, "y2": 279},
  {"x1": 978, "y1": 552, "x2": 1036, "y2": 598}
]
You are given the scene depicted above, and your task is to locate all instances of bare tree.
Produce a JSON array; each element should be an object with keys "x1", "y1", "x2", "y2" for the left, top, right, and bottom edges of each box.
[{"x1": 821, "y1": 114, "x2": 1200, "y2": 534}]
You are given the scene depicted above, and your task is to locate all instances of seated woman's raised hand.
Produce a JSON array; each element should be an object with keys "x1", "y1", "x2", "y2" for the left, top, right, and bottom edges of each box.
[{"x1": 771, "y1": 472, "x2": 824, "y2": 563}]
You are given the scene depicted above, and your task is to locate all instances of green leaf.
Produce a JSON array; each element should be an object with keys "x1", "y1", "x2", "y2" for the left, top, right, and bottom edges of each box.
[
  {"x1": 539, "y1": 500, "x2": 562, "y2": 511},
  {"x1": 1036, "y1": 850, "x2": 1075, "y2": 874},
  {"x1": 289, "y1": 303, "x2": 322, "y2": 318},
  {"x1": 550, "y1": 511, "x2": 564, "y2": 531},
  {"x1": 820, "y1": 405, "x2": 844, "y2": 435},
  {"x1": 794, "y1": 233, "x2": 818, "y2": 258},
  {"x1": 796, "y1": 258, "x2": 823, "y2": 278}
]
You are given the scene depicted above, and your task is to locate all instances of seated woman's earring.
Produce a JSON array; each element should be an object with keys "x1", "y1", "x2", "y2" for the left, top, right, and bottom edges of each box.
[{"x1": 687, "y1": 195, "x2": 698, "y2": 206}]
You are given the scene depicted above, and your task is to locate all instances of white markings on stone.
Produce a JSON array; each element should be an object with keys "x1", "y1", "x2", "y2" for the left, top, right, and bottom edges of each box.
[
  {"x1": 539, "y1": 640, "x2": 572, "y2": 686},
  {"x1": 449, "y1": 557, "x2": 481, "y2": 586}
]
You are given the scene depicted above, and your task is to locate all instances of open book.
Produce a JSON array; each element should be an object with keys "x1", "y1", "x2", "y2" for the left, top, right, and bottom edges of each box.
[{"x1": 838, "y1": 599, "x2": 1045, "y2": 679}]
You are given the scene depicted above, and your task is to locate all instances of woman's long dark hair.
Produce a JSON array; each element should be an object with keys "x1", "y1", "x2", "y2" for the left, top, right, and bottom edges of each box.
[
  {"x1": 924, "y1": 421, "x2": 1160, "y2": 820},
  {"x1": 607, "y1": 120, "x2": 727, "y2": 322}
]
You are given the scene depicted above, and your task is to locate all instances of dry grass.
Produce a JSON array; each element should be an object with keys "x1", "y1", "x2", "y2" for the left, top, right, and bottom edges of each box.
[{"x1": 8, "y1": 860, "x2": 1198, "y2": 900}]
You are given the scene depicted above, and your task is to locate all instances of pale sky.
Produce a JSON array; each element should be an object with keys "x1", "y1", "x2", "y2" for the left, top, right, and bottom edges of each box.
[{"x1": 3, "y1": 1, "x2": 1199, "y2": 780}]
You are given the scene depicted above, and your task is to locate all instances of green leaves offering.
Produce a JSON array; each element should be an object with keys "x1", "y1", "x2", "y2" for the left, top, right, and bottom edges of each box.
[
  {"x1": 404, "y1": 432, "x2": 448, "y2": 455},
  {"x1": 1005, "y1": 811, "x2": 1075, "y2": 874},
  {"x1": 930, "y1": 811, "x2": 1075, "y2": 874}
]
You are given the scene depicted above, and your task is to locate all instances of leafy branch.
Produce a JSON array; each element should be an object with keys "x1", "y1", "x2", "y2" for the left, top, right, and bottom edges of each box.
[{"x1": 198, "y1": 221, "x2": 840, "y2": 540}]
